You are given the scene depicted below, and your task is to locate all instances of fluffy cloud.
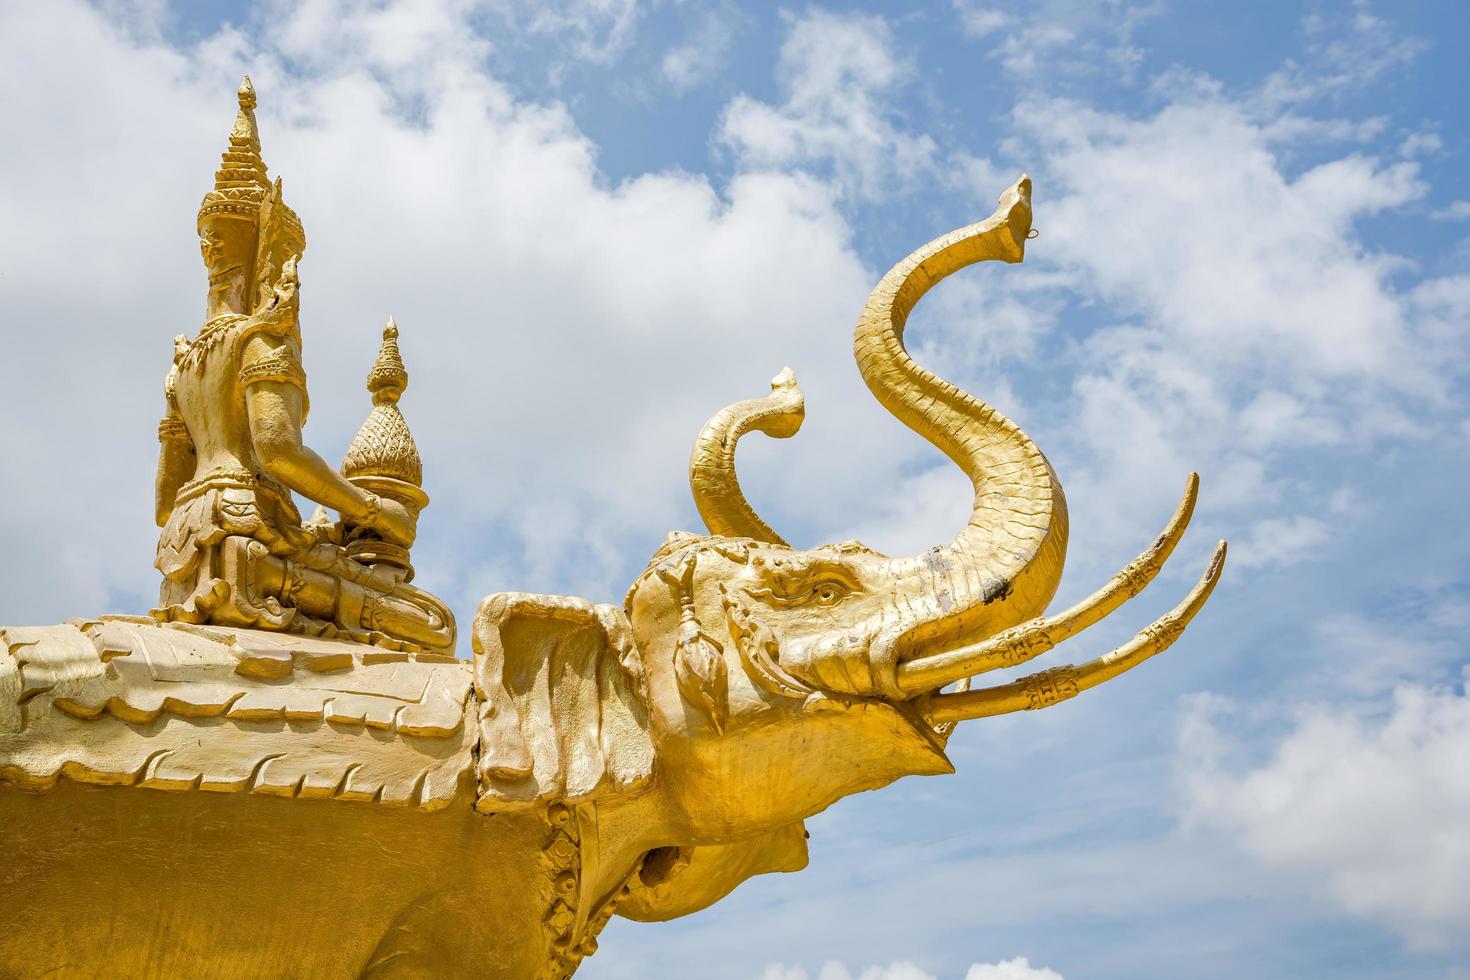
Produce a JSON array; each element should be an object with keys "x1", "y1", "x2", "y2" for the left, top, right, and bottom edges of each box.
[
  {"x1": 1027, "y1": 99, "x2": 1431, "y2": 388},
  {"x1": 982, "y1": 87, "x2": 1460, "y2": 584},
  {"x1": 962, "y1": 962, "x2": 1064, "y2": 980},
  {"x1": 1232, "y1": 515, "x2": 1331, "y2": 571},
  {"x1": 834, "y1": 75, "x2": 1459, "y2": 601},
  {"x1": 503, "y1": 0, "x2": 642, "y2": 64},
  {"x1": 1431, "y1": 200, "x2": 1470, "y2": 221},
  {"x1": 1258, "y1": 3, "x2": 1428, "y2": 111},
  {"x1": 756, "y1": 959, "x2": 1062, "y2": 980},
  {"x1": 662, "y1": 10, "x2": 734, "y2": 93},
  {"x1": 718, "y1": 8, "x2": 937, "y2": 200},
  {"x1": 949, "y1": 0, "x2": 1162, "y2": 83},
  {"x1": 1178, "y1": 679, "x2": 1470, "y2": 949}
]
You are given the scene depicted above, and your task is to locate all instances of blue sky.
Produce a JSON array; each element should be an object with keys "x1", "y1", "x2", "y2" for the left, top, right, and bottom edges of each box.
[{"x1": 1, "y1": 1, "x2": 1468, "y2": 978}]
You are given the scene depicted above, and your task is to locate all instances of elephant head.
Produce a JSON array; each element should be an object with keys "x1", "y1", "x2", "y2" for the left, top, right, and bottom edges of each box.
[{"x1": 471, "y1": 176, "x2": 1224, "y2": 889}]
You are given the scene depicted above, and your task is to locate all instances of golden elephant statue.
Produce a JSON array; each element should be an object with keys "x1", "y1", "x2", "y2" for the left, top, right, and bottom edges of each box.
[{"x1": 0, "y1": 179, "x2": 1222, "y2": 979}]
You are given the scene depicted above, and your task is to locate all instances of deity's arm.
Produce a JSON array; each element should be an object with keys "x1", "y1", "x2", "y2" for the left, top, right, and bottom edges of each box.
[
  {"x1": 240, "y1": 328, "x2": 417, "y2": 549},
  {"x1": 155, "y1": 367, "x2": 194, "y2": 527},
  {"x1": 244, "y1": 376, "x2": 374, "y2": 524}
]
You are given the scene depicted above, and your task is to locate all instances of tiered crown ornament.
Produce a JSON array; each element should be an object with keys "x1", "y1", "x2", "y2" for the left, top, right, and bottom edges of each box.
[
  {"x1": 341, "y1": 318, "x2": 428, "y2": 579},
  {"x1": 196, "y1": 76, "x2": 305, "y2": 317},
  {"x1": 197, "y1": 76, "x2": 270, "y2": 224},
  {"x1": 196, "y1": 76, "x2": 305, "y2": 245}
]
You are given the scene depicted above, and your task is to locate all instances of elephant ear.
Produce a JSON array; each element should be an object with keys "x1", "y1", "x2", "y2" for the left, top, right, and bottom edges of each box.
[{"x1": 471, "y1": 593, "x2": 653, "y2": 813}]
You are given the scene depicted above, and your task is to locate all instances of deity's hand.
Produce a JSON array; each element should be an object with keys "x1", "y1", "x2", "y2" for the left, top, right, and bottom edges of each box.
[{"x1": 372, "y1": 496, "x2": 418, "y2": 549}]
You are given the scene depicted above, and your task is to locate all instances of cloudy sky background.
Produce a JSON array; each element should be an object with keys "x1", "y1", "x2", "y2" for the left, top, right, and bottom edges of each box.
[{"x1": 2, "y1": 1, "x2": 1468, "y2": 977}]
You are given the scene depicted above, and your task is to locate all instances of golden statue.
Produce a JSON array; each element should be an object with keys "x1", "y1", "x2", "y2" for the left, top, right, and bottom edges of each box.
[
  {"x1": 0, "y1": 80, "x2": 1225, "y2": 978},
  {"x1": 153, "y1": 77, "x2": 453, "y2": 653}
]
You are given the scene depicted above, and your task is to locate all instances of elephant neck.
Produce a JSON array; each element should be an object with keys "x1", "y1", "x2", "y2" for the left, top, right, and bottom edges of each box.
[{"x1": 537, "y1": 792, "x2": 667, "y2": 978}]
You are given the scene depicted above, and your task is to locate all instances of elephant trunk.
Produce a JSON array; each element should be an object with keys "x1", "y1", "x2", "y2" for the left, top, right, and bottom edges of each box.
[
  {"x1": 689, "y1": 369, "x2": 804, "y2": 546},
  {"x1": 687, "y1": 178, "x2": 1223, "y2": 716},
  {"x1": 858, "y1": 177, "x2": 1068, "y2": 679}
]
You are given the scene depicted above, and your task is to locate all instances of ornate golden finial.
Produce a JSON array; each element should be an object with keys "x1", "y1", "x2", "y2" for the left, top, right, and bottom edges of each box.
[
  {"x1": 367, "y1": 317, "x2": 409, "y2": 406},
  {"x1": 237, "y1": 75, "x2": 257, "y2": 110},
  {"x1": 344, "y1": 318, "x2": 421, "y2": 485},
  {"x1": 341, "y1": 319, "x2": 427, "y2": 576}
]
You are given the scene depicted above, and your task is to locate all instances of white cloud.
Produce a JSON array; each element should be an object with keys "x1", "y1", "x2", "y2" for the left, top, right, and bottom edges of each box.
[
  {"x1": 963, "y1": 960, "x2": 1064, "y2": 980},
  {"x1": 1305, "y1": 609, "x2": 1466, "y2": 699},
  {"x1": 269, "y1": 0, "x2": 492, "y2": 79},
  {"x1": 950, "y1": 2, "x2": 1006, "y2": 40},
  {"x1": 1260, "y1": 3, "x2": 1427, "y2": 110},
  {"x1": 504, "y1": 0, "x2": 641, "y2": 64},
  {"x1": 1398, "y1": 131, "x2": 1443, "y2": 158},
  {"x1": 974, "y1": 87, "x2": 1460, "y2": 576},
  {"x1": 717, "y1": 8, "x2": 937, "y2": 199},
  {"x1": 1233, "y1": 515, "x2": 1331, "y2": 571},
  {"x1": 754, "y1": 959, "x2": 1062, "y2": 980},
  {"x1": 1257, "y1": 111, "x2": 1389, "y2": 146},
  {"x1": 1178, "y1": 678, "x2": 1470, "y2": 950},
  {"x1": 662, "y1": 12, "x2": 734, "y2": 93},
  {"x1": 1431, "y1": 200, "x2": 1470, "y2": 222},
  {"x1": 1028, "y1": 100, "x2": 1429, "y2": 386},
  {"x1": 951, "y1": 0, "x2": 1163, "y2": 83}
]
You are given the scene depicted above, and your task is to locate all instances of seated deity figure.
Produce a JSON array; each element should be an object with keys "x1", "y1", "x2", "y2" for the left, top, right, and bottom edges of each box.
[{"x1": 152, "y1": 77, "x2": 455, "y2": 653}]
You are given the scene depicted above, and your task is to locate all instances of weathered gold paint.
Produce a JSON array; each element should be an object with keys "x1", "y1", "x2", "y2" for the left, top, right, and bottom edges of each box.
[{"x1": 0, "y1": 79, "x2": 1226, "y2": 977}]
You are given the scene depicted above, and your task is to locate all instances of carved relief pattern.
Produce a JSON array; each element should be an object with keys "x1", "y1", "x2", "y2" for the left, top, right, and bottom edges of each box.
[
  {"x1": 0, "y1": 619, "x2": 474, "y2": 809},
  {"x1": 540, "y1": 802, "x2": 583, "y2": 979},
  {"x1": 237, "y1": 346, "x2": 308, "y2": 391},
  {"x1": 537, "y1": 803, "x2": 638, "y2": 980},
  {"x1": 1020, "y1": 665, "x2": 1080, "y2": 710},
  {"x1": 156, "y1": 417, "x2": 191, "y2": 443},
  {"x1": 1139, "y1": 615, "x2": 1186, "y2": 651},
  {"x1": 999, "y1": 625, "x2": 1055, "y2": 667}
]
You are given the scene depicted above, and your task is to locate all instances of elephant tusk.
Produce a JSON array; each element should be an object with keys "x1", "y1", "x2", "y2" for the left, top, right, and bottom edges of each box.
[
  {"x1": 689, "y1": 368, "x2": 805, "y2": 546},
  {"x1": 920, "y1": 540, "x2": 1226, "y2": 726},
  {"x1": 896, "y1": 474, "x2": 1199, "y2": 695}
]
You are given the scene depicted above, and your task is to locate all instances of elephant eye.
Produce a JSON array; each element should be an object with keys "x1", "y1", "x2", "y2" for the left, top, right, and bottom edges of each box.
[
  {"x1": 813, "y1": 582, "x2": 848, "y2": 606},
  {"x1": 743, "y1": 577, "x2": 855, "y2": 608}
]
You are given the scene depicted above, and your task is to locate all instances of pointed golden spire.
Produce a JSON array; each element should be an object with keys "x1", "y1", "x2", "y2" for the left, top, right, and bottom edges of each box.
[
  {"x1": 223, "y1": 75, "x2": 266, "y2": 184},
  {"x1": 367, "y1": 317, "x2": 409, "y2": 406},
  {"x1": 342, "y1": 318, "x2": 423, "y2": 487},
  {"x1": 341, "y1": 319, "x2": 428, "y2": 577}
]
